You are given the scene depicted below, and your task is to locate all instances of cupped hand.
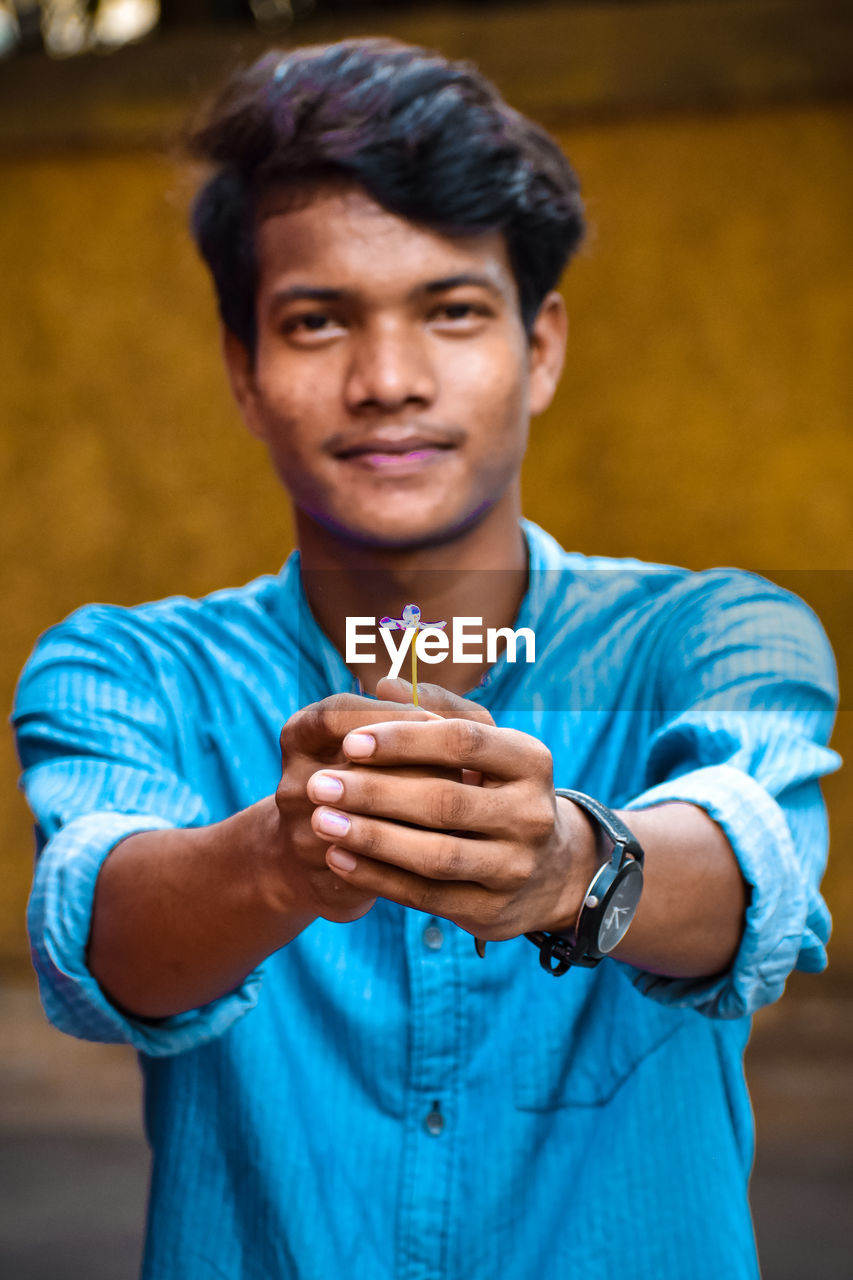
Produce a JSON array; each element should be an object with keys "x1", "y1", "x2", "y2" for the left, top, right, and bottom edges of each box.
[
  {"x1": 275, "y1": 680, "x2": 495, "y2": 923},
  {"x1": 305, "y1": 680, "x2": 599, "y2": 940}
]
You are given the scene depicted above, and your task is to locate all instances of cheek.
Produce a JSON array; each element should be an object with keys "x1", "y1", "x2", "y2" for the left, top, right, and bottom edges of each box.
[
  {"x1": 443, "y1": 337, "x2": 529, "y2": 432},
  {"x1": 254, "y1": 369, "x2": 325, "y2": 457},
  {"x1": 250, "y1": 391, "x2": 319, "y2": 491}
]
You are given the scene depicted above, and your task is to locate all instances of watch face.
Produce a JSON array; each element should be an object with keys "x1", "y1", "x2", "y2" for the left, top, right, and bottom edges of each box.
[{"x1": 597, "y1": 861, "x2": 643, "y2": 953}]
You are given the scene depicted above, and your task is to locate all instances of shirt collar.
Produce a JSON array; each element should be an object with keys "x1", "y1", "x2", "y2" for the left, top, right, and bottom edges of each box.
[{"x1": 271, "y1": 519, "x2": 572, "y2": 704}]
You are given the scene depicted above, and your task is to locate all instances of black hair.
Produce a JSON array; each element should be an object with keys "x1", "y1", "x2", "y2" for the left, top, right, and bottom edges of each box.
[{"x1": 187, "y1": 38, "x2": 585, "y2": 351}]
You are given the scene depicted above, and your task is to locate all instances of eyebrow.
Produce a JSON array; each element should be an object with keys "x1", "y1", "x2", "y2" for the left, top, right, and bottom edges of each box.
[
  {"x1": 270, "y1": 286, "x2": 347, "y2": 305},
  {"x1": 421, "y1": 273, "x2": 504, "y2": 298},
  {"x1": 269, "y1": 273, "x2": 504, "y2": 308}
]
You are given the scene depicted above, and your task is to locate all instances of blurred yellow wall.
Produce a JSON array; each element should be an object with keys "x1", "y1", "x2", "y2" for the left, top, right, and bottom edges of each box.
[{"x1": 1, "y1": 98, "x2": 851, "y2": 976}]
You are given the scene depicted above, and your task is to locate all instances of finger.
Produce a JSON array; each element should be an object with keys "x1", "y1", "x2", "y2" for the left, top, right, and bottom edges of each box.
[
  {"x1": 324, "y1": 844, "x2": 496, "y2": 923},
  {"x1": 306, "y1": 766, "x2": 515, "y2": 837},
  {"x1": 281, "y1": 692, "x2": 439, "y2": 762},
  {"x1": 341, "y1": 717, "x2": 548, "y2": 782},
  {"x1": 376, "y1": 678, "x2": 495, "y2": 726},
  {"x1": 311, "y1": 806, "x2": 512, "y2": 885}
]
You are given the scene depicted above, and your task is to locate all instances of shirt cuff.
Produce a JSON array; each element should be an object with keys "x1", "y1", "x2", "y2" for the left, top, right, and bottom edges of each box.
[
  {"x1": 621, "y1": 764, "x2": 825, "y2": 1019},
  {"x1": 28, "y1": 810, "x2": 264, "y2": 1056}
]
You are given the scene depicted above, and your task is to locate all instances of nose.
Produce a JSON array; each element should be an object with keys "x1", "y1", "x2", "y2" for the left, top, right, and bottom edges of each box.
[{"x1": 344, "y1": 318, "x2": 437, "y2": 414}]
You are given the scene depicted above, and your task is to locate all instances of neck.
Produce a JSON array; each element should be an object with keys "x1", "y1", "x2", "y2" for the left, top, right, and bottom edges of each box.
[{"x1": 296, "y1": 490, "x2": 528, "y2": 695}]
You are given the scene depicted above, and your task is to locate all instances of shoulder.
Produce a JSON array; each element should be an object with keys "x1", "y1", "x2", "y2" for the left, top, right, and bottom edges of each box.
[
  {"x1": 522, "y1": 518, "x2": 693, "y2": 637},
  {"x1": 524, "y1": 518, "x2": 831, "y2": 627},
  {"x1": 522, "y1": 517, "x2": 688, "y2": 598},
  {"x1": 14, "y1": 568, "x2": 293, "y2": 709},
  {"x1": 656, "y1": 566, "x2": 834, "y2": 657},
  {"x1": 521, "y1": 520, "x2": 837, "y2": 696}
]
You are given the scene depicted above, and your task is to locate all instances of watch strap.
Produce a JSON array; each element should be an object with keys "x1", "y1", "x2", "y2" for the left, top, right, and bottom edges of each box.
[
  {"x1": 525, "y1": 789, "x2": 644, "y2": 975},
  {"x1": 553, "y1": 788, "x2": 644, "y2": 866}
]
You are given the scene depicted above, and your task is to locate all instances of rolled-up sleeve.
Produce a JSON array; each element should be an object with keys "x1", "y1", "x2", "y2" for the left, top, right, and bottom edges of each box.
[
  {"x1": 13, "y1": 608, "x2": 264, "y2": 1055},
  {"x1": 622, "y1": 573, "x2": 840, "y2": 1019}
]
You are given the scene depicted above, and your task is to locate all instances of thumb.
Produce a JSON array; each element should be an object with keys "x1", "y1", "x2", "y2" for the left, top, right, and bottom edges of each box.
[{"x1": 375, "y1": 677, "x2": 495, "y2": 726}]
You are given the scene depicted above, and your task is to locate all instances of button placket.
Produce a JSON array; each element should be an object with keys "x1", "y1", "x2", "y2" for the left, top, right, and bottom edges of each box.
[{"x1": 395, "y1": 912, "x2": 462, "y2": 1279}]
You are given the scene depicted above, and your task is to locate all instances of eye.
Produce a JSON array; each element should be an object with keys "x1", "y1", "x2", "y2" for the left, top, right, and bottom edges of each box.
[
  {"x1": 281, "y1": 311, "x2": 346, "y2": 343},
  {"x1": 297, "y1": 312, "x2": 331, "y2": 331},
  {"x1": 430, "y1": 300, "x2": 492, "y2": 330},
  {"x1": 441, "y1": 303, "x2": 476, "y2": 319}
]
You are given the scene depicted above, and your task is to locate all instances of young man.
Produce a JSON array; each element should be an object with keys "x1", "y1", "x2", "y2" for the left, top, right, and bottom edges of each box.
[{"x1": 14, "y1": 38, "x2": 838, "y2": 1280}]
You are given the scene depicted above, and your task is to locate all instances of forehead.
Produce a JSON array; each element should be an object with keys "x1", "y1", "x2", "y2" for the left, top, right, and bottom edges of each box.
[{"x1": 253, "y1": 185, "x2": 516, "y2": 299}]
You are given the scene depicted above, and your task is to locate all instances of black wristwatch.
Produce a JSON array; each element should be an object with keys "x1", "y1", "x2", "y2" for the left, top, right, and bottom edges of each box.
[{"x1": 525, "y1": 789, "x2": 645, "y2": 976}]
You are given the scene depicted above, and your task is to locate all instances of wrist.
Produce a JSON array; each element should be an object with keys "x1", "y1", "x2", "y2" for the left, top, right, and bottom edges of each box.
[
  {"x1": 527, "y1": 790, "x2": 645, "y2": 975},
  {"x1": 548, "y1": 794, "x2": 602, "y2": 933},
  {"x1": 235, "y1": 797, "x2": 319, "y2": 942}
]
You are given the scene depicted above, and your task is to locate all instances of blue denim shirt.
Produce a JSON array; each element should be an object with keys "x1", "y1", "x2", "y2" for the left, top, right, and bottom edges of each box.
[{"x1": 13, "y1": 520, "x2": 839, "y2": 1280}]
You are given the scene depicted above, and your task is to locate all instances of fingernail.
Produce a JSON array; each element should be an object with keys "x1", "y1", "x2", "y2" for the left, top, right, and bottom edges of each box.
[
  {"x1": 311, "y1": 773, "x2": 344, "y2": 802},
  {"x1": 327, "y1": 847, "x2": 358, "y2": 872},
  {"x1": 317, "y1": 809, "x2": 351, "y2": 836},
  {"x1": 343, "y1": 732, "x2": 376, "y2": 758}
]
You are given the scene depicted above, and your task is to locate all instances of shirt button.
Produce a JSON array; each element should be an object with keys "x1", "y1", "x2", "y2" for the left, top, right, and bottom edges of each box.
[
  {"x1": 422, "y1": 923, "x2": 444, "y2": 951},
  {"x1": 424, "y1": 1103, "x2": 444, "y2": 1136}
]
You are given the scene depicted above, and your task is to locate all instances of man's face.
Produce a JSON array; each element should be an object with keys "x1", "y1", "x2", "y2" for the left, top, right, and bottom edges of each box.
[{"x1": 225, "y1": 186, "x2": 566, "y2": 550}]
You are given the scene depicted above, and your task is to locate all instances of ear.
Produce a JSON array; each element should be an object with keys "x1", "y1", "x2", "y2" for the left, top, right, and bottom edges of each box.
[
  {"x1": 527, "y1": 291, "x2": 568, "y2": 417},
  {"x1": 221, "y1": 326, "x2": 267, "y2": 442}
]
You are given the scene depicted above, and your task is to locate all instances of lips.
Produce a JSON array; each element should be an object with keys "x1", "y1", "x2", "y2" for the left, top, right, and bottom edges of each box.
[
  {"x1": 332, "y1": 433, "x2": 457, "y2": 460},
  {"x1": 329, "y1": 430, "x2": 459, "y2": 476}
]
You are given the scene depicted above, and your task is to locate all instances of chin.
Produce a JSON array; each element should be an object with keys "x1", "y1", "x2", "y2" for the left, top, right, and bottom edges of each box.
[{"x1": 308, "y1": 499, "x2": 494, "y2": 553}]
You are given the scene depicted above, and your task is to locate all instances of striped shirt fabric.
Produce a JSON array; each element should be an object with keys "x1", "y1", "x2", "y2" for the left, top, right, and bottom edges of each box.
[{"x1": 13, "y1": 519, "x2": 839, "y2": 1280}]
